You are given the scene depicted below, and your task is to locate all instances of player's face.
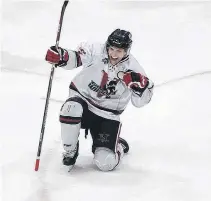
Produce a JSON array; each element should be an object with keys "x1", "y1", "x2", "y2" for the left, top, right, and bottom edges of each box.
[{"x1": 108, "y1": 46, "x2": 127, "y2": 65}]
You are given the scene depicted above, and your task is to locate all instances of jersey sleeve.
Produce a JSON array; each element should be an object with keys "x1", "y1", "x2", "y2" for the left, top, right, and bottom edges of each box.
[
  {"x1": 128, "y1": 55, "x2": 154, "y2": 107},
  {"x1": 62, "y1": 42, "x2": 95, "y2": 70},
  {"x1": 131, "y1": 83, "x2": 154, "y2": 107},
  {"x1": 76, "y1": 42, "x2": 95, "y2": 68}
]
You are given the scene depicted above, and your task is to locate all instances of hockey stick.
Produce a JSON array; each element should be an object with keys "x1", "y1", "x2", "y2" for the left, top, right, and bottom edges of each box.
[{"x1": 34, "y1": 0, "x2": 69, "y2": 171}]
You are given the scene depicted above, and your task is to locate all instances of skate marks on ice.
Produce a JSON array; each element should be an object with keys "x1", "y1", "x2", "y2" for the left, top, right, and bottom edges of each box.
[
  {"x1": 2, "y1": 136, "x2": 206, "y2": 201},
  {"x1": 41, "y1": 70, "x2": 211, "y2": 104},
  {"x1": 21, "y1": 139, "x2": 74, "y2": 201},
  {"x1": 2, "y1": 71, "x2": 210, "y2": 201},
  {"x1": 156, "y1": 70, "x2": 211, "y2": 88},
  {"x1": 24, "y1": 141, "x2": 147, "y2": 201},
  {"x1": 29, "y1": 144, "x2": 199, "y2": 201}
]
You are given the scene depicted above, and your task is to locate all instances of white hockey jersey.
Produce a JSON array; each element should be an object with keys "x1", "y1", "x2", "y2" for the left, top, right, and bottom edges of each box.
[{"x1": 62, "y1": 42, "x2": 154, "y2": 121}]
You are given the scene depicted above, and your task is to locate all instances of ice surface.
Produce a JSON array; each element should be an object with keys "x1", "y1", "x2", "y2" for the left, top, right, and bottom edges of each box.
[{"x1": 1, "y1": 1, "x2": 211, "y2": 201}]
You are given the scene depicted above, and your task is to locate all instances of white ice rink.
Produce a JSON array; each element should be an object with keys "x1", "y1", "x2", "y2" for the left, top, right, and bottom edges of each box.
[{"x1": 1, "y1": 1, "x2": 211, "y2": 201}]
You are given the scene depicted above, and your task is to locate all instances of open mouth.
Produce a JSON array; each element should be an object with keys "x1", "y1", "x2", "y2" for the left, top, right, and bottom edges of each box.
[{"x1": 110, "y1": 56, "x2": 119, "y2": 61}]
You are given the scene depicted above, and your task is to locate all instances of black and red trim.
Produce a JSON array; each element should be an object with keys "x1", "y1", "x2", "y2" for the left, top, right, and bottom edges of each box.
[
  {"x1": 65, "y1": 96, "x2": 85, "y2": 105},
  {"x1": 97, "y1": 70, "x2": 108, "y2": 97},
  {"x1": 59, "y1": 115, "x2": 81, "y2": 124},
  {"x1": 60, "y1": 96, "x2": 85, "y2": 125},
  {"x1": 75, "y1": 51, "x2": 82, "y2": 67},
  {"x1": 69, "y1": 82, "x2": 124, "y2": 115}
]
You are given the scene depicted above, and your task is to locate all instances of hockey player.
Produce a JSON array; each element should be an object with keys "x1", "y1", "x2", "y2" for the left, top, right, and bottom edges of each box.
[{"x1": 45, "y1": 29, "x2": 154, "y2": 171}]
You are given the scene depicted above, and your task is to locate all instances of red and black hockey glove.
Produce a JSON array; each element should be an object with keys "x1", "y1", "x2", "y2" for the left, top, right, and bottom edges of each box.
[
  {"x1": 45, "y1": 46, "x2": 69, "y2": 67},
  {"x1": 123, "y1": 71, "x2": 150, "y2": 95}
]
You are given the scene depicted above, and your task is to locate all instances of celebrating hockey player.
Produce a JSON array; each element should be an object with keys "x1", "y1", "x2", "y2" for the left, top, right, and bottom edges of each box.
[{"x1": 45, "y1": 29, "x2": 154, "y2": 171}]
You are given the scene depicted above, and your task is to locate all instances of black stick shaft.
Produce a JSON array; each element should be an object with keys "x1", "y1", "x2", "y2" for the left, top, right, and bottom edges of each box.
[{"x1": 35, "y1": 1, "x2": 69, "y2": 171}]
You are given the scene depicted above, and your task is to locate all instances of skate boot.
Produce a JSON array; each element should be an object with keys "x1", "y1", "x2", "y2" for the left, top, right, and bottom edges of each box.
[
  {"x1": 63, "y1": 141, "x2": 79, "y2": 166},
  {"x1": 119, "y1": 137, "x2": 129, "y2": 153}
]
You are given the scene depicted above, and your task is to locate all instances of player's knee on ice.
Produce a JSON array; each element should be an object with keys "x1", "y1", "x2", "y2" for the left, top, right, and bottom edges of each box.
[
  {"x1": 60, "y1": 100, "x2": 83, "y2": 152},
  {"x1": 93, "y1": 144, "x2": 124, "y2": 171}
]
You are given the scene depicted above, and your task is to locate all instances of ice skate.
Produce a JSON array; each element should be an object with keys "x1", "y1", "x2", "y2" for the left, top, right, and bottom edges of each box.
[
  {"x1": 62, "y1": 141, "x2": 79, "y2": 168},
  {"x1": 119, "y1": 137, "x2": 129, "y2": 153}
]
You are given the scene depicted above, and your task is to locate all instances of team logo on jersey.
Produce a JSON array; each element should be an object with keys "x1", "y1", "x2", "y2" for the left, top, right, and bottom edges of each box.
[
  {"x1": 88, "y1": 79, "x2": 118, "y2": 98},
  {"x1": 88, "y1": 81, "x2": 105, "y2": 95},
  {"x1": 104, "y1": 79, "x2": 118, "y2": 98}
]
